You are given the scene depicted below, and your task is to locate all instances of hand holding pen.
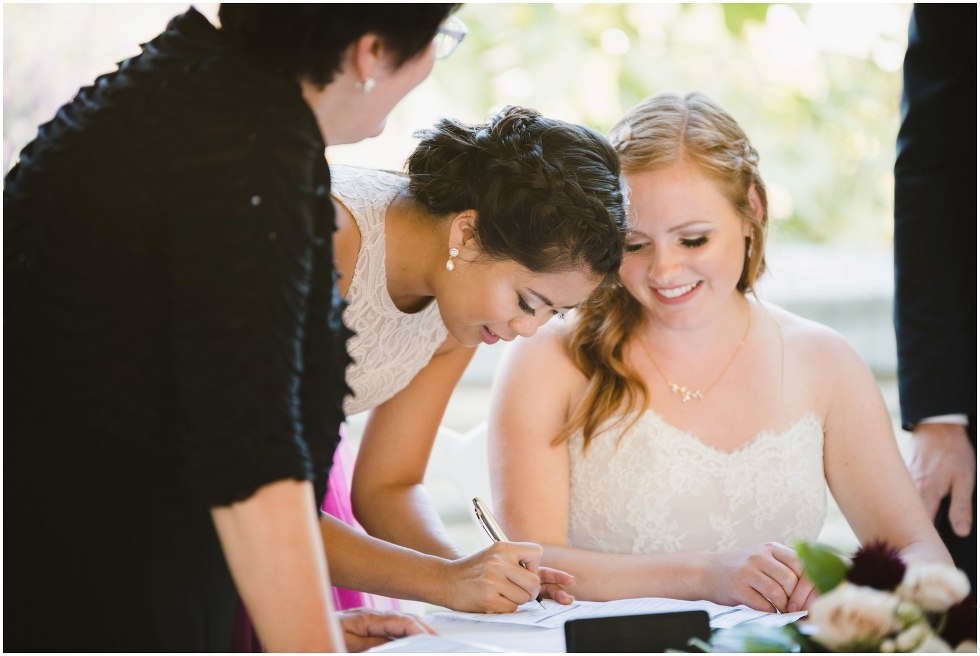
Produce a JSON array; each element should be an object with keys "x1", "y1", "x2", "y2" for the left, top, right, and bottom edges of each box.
[
  {"x1": 437, "y1": 537, "x2": 561, "y2": 613},
  {"x1": 473, "y1": 496, "x2": 547, "y2": 608},
  {"x1": 471, "y1": 497, "x2": 578, "y2": 609}
]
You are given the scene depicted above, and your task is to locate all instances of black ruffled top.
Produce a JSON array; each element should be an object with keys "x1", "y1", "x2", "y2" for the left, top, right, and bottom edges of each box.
[{"x1": 4, "y1": 8, "x2": 351, "y2": 650}]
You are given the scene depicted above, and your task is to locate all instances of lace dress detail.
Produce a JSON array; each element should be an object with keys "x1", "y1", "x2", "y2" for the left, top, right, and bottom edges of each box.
[
  {"x1": 568, "y1": 411, "x2": 827, "y2": 554},
  {"x1": 330, "y1": 165, "x2": 448, "y2": 416}
]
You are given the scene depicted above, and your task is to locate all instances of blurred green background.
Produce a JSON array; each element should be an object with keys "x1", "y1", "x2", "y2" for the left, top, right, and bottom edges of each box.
[{"x1": 4, "y1": 3, "x2": 911, "y2": 247}]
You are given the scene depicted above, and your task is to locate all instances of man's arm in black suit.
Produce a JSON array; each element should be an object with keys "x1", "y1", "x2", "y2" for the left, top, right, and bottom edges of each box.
[{"x1": 893, "y1": 4, "x2": 977, "y2": 540}]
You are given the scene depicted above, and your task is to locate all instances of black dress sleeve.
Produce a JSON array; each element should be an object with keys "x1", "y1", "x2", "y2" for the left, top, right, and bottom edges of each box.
[{"x1": 162, "y1": 99, "x2": 341, "y2": 506}]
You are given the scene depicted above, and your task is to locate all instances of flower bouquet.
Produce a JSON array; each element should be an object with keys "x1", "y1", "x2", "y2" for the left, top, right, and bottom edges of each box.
[{"x1": 697, "y1": 541, "x2": 975, "y2": 653}]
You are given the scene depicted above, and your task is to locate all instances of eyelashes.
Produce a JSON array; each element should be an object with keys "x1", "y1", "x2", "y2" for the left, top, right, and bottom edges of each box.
[
  {"x1": 626, "y1": 235, "x2": 709, "y2": 252},
  {"x1": 519, "y1": 296, "x2": 566, "y2": 320}
]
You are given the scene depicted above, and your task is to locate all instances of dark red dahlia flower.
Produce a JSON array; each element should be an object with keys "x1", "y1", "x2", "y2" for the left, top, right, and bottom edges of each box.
[
  {"x1": 845, "y1": 540, "x2": 906, "y2": 591},
  {"x1": 941, "y1": 592, "x2": 977, "y2": 647}
]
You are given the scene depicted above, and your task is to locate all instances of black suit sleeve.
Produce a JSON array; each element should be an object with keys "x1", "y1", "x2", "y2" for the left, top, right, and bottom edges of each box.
[{"x1": 893, "y1": 3, "x2": 977, "y2": 436}]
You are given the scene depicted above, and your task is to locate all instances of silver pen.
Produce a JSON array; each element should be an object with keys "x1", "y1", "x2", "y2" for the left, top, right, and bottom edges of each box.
[{"x1": 472, "y1": 496, "x2": 546, "y2": 607}]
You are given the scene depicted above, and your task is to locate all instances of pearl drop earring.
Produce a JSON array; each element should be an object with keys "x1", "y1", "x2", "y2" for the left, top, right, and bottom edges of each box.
[{"x1": 446, "y1": 247, "x2": 459, "y2": 272}]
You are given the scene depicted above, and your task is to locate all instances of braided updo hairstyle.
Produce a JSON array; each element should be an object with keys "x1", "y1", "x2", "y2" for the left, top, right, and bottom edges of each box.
[
  {"x1": 558, "y1": 92, "x2": 770, "y2": 449},
  {"x1": 406, "y1": 106, "x2": 628, "y2": 279}
]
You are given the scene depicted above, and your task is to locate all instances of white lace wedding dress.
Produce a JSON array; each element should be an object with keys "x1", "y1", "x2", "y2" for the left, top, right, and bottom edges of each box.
[
  {"x1": 330, "y1": 164, "x2": 449, "y2": 416},
  {"x1": 567, "y1": 410, "x2": 827, "y2": 554}
]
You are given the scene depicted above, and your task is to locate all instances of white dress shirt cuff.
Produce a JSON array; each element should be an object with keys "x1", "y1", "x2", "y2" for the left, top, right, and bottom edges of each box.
[{"x1": 917, "y1": 414, "x2": 970, "y2": 427}]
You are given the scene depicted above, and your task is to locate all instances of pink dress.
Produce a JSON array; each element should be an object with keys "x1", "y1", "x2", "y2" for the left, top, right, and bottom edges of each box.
[{"x1": 320, "y1": 428, "x2": 404, "y2": 611}]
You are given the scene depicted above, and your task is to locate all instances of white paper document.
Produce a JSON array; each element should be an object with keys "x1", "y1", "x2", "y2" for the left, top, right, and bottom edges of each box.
[
  {"x1": 366, "y1": 633, "x2": 510, "y2": 653},
  {"x1": 435, "y1": 597, "x2": 806, "y2": 630}
]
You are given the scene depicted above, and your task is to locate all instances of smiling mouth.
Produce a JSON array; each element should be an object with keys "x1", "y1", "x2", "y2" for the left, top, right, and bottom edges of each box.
[
  {"x1": 655, "y1": 281, "x2": 701, "y2": 299},
  {"x1": 481, "y1": 326, "x2": 501, "y2": 345}
]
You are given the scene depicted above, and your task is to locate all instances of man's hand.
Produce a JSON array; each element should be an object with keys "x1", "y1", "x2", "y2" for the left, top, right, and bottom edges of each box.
[
  {"x1": 909, "y1": 423, "x2": 976, "y2": 537},
  {"x1": 338, "y1": 608, "x2": 435, "y2": 653}
]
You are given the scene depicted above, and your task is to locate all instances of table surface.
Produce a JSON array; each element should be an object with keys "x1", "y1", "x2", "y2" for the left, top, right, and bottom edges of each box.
[
  {"x1": 427, "y1": 614, "x2": 566, "y2": 652},
  {"x1": 385, "y1": 596, "x2": 808, "y2": 653}
]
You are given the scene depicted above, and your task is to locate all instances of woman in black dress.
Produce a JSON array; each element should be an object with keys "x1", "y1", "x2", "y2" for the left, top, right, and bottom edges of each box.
[{"x1": 4, "y1": 5, "x2": 458, "y2": 651}]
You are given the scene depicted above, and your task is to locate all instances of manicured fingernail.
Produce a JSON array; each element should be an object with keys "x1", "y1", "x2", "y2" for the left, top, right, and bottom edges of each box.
[
  {"x1": 955, "y1": 521, "x2": 971, "y2": 536},
  {"x1": 787, "y1": 603, "x2": 798, "y2": 612}
]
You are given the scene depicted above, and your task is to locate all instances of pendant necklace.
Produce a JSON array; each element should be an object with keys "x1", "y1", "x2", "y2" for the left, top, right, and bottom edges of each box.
[{"x1": 637, "y1": 306, "x2": 752, "y2": 403}]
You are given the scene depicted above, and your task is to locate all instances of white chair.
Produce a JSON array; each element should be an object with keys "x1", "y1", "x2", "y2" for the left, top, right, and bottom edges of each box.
[{"x1": 425, "y1": 422, "x2": 495, "y2": 551}]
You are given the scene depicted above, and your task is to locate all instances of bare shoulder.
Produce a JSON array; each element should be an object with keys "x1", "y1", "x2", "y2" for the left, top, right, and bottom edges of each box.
[
  {"x1": 498, "y1": 318, "x2": 587, "y2": 392},
  {"x1": 492, "y1": 316, "x2": 589, "y2": 448},
  {"x1": 507, "y1": 317, "x2": 576, "y2": 362},
  {"x1": 761, "y1": 300, "x2": 873, "y2": 386}
]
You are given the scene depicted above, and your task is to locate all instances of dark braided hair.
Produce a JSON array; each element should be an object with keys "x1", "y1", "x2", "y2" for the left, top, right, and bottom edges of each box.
[{"x1": 406, "y1": 106, "x2": 628, "y2": 278}]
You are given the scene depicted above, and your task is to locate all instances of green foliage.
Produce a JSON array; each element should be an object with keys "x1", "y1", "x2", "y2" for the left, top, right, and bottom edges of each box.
[
  {"x1": 721, "y1": 4, "x2": 773, "y2": 37},
  {"x1": 796, "y1": 542, "x2": 849, "y2": 594},
  {"x1": 3, "y1": 4, "x2": 912, "y2": 247},
  {"x1": 692, "y1": 623, "x2": 807, "y2": 652},
  {"x1": 443, "y1": 3, "x2": 911, "y2": 247},
  {"x1": 696, "y1": 621, "x2": 835, "y2": 653}
]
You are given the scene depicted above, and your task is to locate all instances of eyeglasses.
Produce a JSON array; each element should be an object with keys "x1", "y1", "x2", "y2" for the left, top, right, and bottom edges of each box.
[{"x1": 433, "y1": 15, "x2": 468, "y2": 60}]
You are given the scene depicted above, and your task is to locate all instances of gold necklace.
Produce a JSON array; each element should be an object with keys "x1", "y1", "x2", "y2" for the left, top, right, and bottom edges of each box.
[{"x1": 637, "y1": 306, "x2": 752, "y2": 403}]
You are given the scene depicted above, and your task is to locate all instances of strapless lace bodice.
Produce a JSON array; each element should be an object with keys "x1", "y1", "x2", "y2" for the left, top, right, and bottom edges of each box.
[
  {"x1": 568, "y1": 411, "x2": 826, "y2": 554},
  {"x1": 330, "y1": 165, "x2": 448, "y2": 416}
]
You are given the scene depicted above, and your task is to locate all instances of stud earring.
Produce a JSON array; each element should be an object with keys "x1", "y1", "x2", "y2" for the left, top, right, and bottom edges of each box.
[
  {"x1": 355, "y1": 78, "x2": 376, "y2": 94},
  {"x1": 446, "y1": 247, "x2": 459, "y2": 272}
]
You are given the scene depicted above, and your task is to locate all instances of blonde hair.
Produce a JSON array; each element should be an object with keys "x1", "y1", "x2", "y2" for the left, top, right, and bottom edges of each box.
[{"x1": 556, "y1": 92, "x2": 770, "y2": 449}]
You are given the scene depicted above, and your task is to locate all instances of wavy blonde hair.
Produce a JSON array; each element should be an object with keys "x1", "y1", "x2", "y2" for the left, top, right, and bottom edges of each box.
[{"x1": 555, "y1": 92, "x2": 770, "y2": 449}]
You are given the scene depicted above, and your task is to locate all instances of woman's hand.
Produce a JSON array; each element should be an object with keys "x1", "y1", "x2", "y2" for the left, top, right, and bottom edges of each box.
[
  {"x1": 786, "y1": 574, "x2": 818, "y2": 612},
  {"x1": 439, "y1": 541, "x2": 553, "y2": 612},
  {"x1": 338, "y1": 608, "x2": 434, "y2": 653},
  {"x1": 703, "y1": 542, "x2": 805, "y2": 612},
  {"x1": 538, "y1": 565, "x2": 577, "y2": 604}
]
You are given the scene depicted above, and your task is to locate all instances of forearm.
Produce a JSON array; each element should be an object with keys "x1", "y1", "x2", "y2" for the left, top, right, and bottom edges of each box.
[
  {"x1": 353, "y1": 482, "x2": 465, "y2": 560},
  {"x1": 349, "y1": 344, "x2": 476, "y2": 560},
  {"x1": 898, "y1": 538, "x2": 955, "y2": 568},
  {"x1": 540, "y1": 544, "x2": 710, "y2": 602},
  {"x1": 320, "y1": 512, "x2": 453, "y2": 605},
  {"x1": 212, "y1": 479, "x2": 344, "y2": 652}
]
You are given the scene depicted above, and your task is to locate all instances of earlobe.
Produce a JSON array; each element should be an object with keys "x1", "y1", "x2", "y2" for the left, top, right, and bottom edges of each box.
[{"x1": 353, "y1": 34, "x2": 383, "y2": 84}]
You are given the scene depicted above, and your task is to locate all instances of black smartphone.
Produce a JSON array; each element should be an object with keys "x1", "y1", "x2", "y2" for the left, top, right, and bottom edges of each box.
[{"x1": 564, "y1": 609, "x2": 711, "y2": 653}]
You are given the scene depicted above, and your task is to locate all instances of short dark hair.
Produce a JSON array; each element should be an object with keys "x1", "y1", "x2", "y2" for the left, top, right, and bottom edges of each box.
[
  {"x1": 406, "y1": 106, "x2": 628, "y2": 278},
  {"x1": 217, "y1": 4, "x2": 459, "y2": 87}
]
